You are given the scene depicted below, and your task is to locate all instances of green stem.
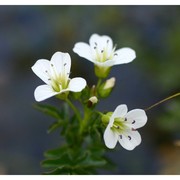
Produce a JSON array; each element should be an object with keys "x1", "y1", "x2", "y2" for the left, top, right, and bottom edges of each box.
[
  {"x1": 95, "y1": 78, "x2": 103, "y2": 97},
  {"x1": 145, "y1": 92, "x2": 180, "y2": 111},
  {"x1": 97, "y1": 78, "x2": 102, "y2": 89},
  {"x1": 79, "y1": 106, "x2": 91, "y2": 135},
  {"x1": 65, "y1": 98, "x2": 82, "y2": 123}
]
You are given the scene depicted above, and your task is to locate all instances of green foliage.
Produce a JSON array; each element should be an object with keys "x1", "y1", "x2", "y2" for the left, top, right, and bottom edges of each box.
[
  {"x1": 34, "y1": 104, "x2": 63, "y2": 120},
  {"x1": 35, "y1": 87, "x2": 113, "y2": 174},
  {"x1": 42, "y1": 147, "x2": 107, "y2": 175},
  {"x1": 34, "y1": 103, "x2": 71, "y2": 135},
  {"x1": 40, "y1": 113, "x2": 109, "y2": 174}
]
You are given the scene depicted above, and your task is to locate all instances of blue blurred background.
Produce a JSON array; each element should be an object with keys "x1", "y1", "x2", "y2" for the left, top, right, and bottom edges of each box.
[{"x1": 0, "y1": 6, "x2": 179, "y2": 174}]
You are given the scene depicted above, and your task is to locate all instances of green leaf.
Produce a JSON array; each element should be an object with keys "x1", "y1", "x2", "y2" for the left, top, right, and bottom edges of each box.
[
  {"x1": 41, "y1": 153, "x2": 72, "y2": 169},
  {"x1": 43, "y1": 167, "x2": 72, "y2": 175},
  {"x1": 47, "y1": 121, "x2": 65, "y2": 134},
  {"x1": 75, "y1": 151, "x2": 107, "y2": 169},
  {"x1": 34, "y1": 104, "x2": 62, "y2": 120},
  {"x1": 44, "y1": 145, "x2": 68, "y2": 158}
]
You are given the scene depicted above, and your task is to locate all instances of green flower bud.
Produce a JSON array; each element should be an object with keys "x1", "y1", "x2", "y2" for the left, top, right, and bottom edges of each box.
[
  {"x1": 98, "y1": 77, "x2": 116, "y2": 98},
  {"x1": 101, "y1": 112, "x2": 113, "y2": 125}
]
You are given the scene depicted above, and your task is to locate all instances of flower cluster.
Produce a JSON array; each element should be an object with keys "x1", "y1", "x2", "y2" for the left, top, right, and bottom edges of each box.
[{"x1": 32, "y1": 33, "x2": 147, "y2": 153}]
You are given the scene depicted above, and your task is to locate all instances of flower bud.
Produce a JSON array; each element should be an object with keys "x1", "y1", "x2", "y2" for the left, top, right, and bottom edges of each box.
[
  {"x1": 98, "y1": 77, "x2": 116, "y2": 98},
  {"x1": 101, "y1": 112, "x2": 113, "y2": 125},
  {"x1": 87, "y1": 96, "x2": 98, "y2": 108},
  {"x1": 103, "y1": 77, "x2": 116, "y2": 90}
]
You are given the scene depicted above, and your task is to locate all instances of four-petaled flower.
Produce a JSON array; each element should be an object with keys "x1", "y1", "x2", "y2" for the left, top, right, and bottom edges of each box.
[
  {"x1": 73, "y1": 34, "x2": 136, "y2": 78},
  {"x1": 31, "y1": 52, "x2": 87, "y2": 102},
  {"x1": 103, "y1": 104, "x2": 147, "y2": 150}
]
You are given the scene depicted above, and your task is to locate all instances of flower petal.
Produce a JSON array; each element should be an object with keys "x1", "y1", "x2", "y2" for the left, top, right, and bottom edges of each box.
[
  {"x1": 104, "y1": 124, "x2": 118, "y2": 149},
  {"x1": 73, "y1": 42, "x2": 93, "y2": 62},
  {"x1": 118, "y1": 130, "x2": 142, "y2": 150},
  {"x1": 31, "y1": 59, "x2": 50, "y2": 85},
  {"x1": 90, "y1": 34, "x2": 113, "y2": 54},
  {"x1": 109, "y1": 104, "x2": 128, "y2": 126},
  {"x1": 111, "y1": 104, "x2": 128, "y2": 119},
  {"x1": 34, "y1": 84, "x2": 59, "y2": 102},
  {"x1": 68, "y1": 77, "x2": 87, "y2": 92},
  {"x1": 113, "y1": 48, "x2": 136, "y2": 65},
  {"x1": 89, "y1": 34, "x2": 101, "y2": 47},
  {"x1": 50, "y1": 52, "x2": 71, "y2": 77},
  {"x1": 125, "y1": 109, "x2": 147, "y2": 129}
]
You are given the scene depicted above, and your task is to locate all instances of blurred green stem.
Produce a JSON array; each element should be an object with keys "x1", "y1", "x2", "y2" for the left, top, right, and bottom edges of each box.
[
  {"x1": 79, "y1": 106, "x2": 91, "y2": 135},
  {"x1": 97, "y1": 78, "x2": 102, "y2": 89},
  {"x1": 65, "y1": 98, "x2": 81, "y2": 123}
]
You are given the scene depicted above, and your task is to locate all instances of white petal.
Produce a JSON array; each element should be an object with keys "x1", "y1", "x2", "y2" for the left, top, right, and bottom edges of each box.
[
  {"x1": 104, "y1": 124, "x2": 118, "y2": 149},
  {"x1": 89, "y1": 34, "x2": 113, "y2": 57},
  {"x1": 113, "y1": 48, "x2": 136, "y2": 65},
  {"x1": 111, "y1": 104, "x2": 128, "y2": 119},
  {"x1": 68, "y1": 77, "x2": 86, "y2": 92},
  {"x1": 50, "y1": 52, "x2": 71, "y2": 77},
  {"x1": 34, "y1": 84, "x2": 59, "y2": 102},
  {"x1": 125, "y1": 109, "x2": 147, "y2": 129},
  {"x1": 73, "y1": 42, "x2": 93, "y2": 62},
  {"x1": 89, "y1": 34, "x2": 101, "y2": 47},
  {"x1": 31, "y1": 59, "x2": 50, "y2": 85},
  {"x1": 109, "y1": 104, "x2": 128, "y2": 126},
  {"x1": 118, "y1": 130, "x2": 142, "y2": 151}
]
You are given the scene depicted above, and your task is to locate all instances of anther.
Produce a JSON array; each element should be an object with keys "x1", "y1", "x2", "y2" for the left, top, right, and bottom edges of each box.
[
  {"x1": 128, "y1": 136, "x2": 131, "y2": 140},
  {"x1": 48, "y1": 78, "x2": 51, "y2": 81},
  {"x1": 132, "y1": 128, "x2": 136, "y2": 131},
  {"x1": 101, "y1": 50, "x2": 104, "y2": 53},
  {"x1": 64, "y1": 63, "x2": 67, "y2": 66},
  {"x1": 107, "y1": 39, "x2": 109, "y2": 43},
  {"x1": 114, "y1": 53, "x2": 118, "y2": 56},
  {"x1": 113, "y1": 124, "x2": 119, "y2": 129},
  {"x1": 45, "y1": 70, "x2": 48, "y2": 73},
  {"x1": 94, "y1": 42, "x2": 97, "y2": 46},
  {"x1": 132, "y1": 120, "x2": 136, "y2": 124},
  {"x1": 94, "y1": 46, "x2": 97, "y2": 49},
  {"x1": 125, "y1": 118, "x2": 127, "y2": 121},
  {"x1": 51, "y1": 64, "x2": 54, "y2": 67},
  {"x1": 120, "y1": 135, "x2": 122, "y2": 139}
]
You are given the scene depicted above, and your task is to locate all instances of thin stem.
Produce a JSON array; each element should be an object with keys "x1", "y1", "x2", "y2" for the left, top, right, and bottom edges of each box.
[
  {"x1": 65, "y1": 98, "x2": 82, "y2": 122},
  {"x1": 95, "y1": 78, "x2": 102, "y2": 97},
  {"x1": 79, "y1": 106, "x2": 91, "y2": 135},
  {"x1": 97, "y1": 78, "x2": 102, "y2": 89},
  {"x1": 145, "y1": 92, "x2": 180, "y2": 111}
]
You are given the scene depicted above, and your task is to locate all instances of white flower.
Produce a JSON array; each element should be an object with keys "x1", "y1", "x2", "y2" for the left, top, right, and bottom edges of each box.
[
  {"x1": 31, "y1": 52, "x2": 87, "y2": 102},
  {"x1": 73, "y1": 33, "x2": 136, "y2": 67},
  {"x1": 103, "y1": 104, "x2": 147, "y2": 150}
]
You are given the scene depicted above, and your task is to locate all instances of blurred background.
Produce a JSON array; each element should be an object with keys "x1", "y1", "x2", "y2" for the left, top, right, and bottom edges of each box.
[{"x1": 0, "y1": 6, "x2": 179, "y2": 174}]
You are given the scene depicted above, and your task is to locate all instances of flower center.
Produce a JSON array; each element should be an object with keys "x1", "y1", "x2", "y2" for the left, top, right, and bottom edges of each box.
[
  {"x1": 111, "y1": 117, "x2": 128, "y2": 133},
  {"x1": 93, "y1": 40, "x2": 117, "y2": 63},
  {"x1": 46, "y1": 63, "x2": 69, "y2": 92}
]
